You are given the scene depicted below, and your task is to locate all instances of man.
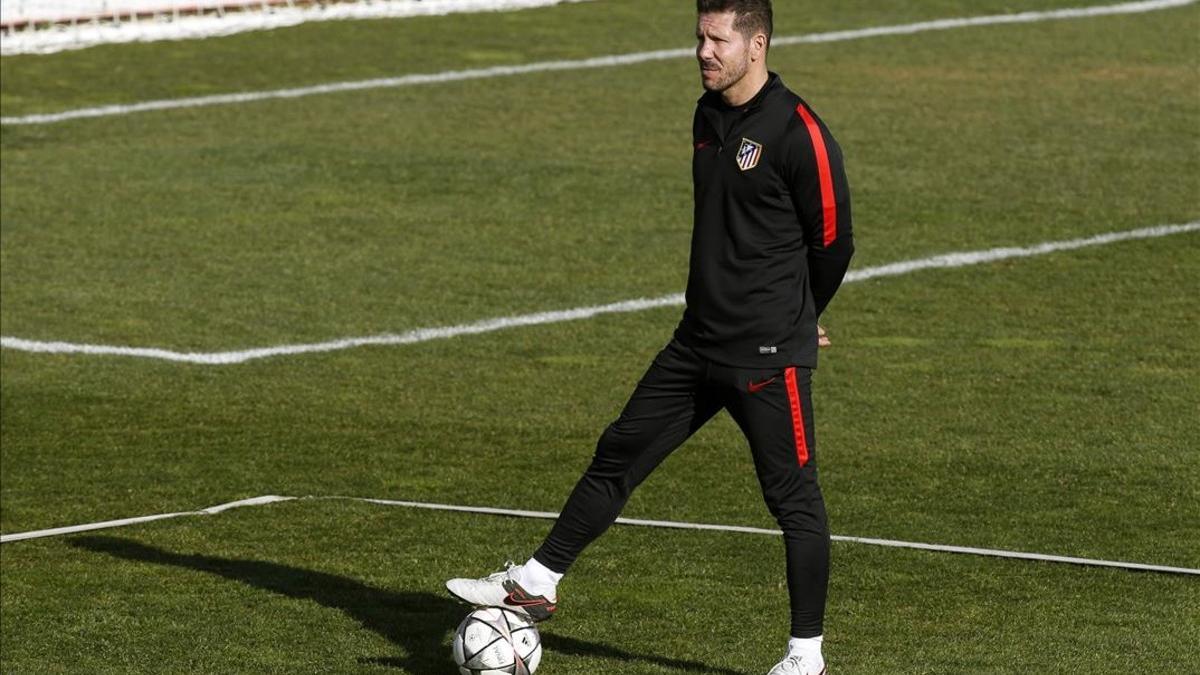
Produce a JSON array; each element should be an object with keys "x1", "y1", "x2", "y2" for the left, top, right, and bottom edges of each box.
[{"x1": 447, "y1": 1, "x2": 853, "y2": 672}]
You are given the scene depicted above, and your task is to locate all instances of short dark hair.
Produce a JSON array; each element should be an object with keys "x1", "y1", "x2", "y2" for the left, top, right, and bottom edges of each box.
[{"x1": 697, "y1": 0, "x2": 773, "y2": 47}]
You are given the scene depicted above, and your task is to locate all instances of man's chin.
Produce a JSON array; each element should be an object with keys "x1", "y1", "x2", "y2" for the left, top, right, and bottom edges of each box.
[{"x1": 700, "y1": 74, "x2": 725, "y2": 92}]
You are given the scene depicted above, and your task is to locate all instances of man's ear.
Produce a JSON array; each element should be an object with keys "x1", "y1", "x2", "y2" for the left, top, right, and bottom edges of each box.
[{"x1": 751, "y1": 32, "x2": 768, "y2": 62}]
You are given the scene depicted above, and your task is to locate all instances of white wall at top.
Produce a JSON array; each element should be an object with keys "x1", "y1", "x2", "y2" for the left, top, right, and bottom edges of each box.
[
  {"x1": 1, "y1": 0, "x2": 592, "y2": 56},
  {"x1": 3, "y1": 0, "x2": 237, "y2": 24}
]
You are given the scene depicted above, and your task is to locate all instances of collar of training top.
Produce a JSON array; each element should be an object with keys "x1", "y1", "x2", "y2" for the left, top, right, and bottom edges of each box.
[{"x1": 697, "y1": 71, "x2": 785, "y2": 112}]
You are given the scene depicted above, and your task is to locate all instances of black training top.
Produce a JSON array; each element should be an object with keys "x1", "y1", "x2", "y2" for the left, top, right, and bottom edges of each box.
[{"x1": 674, "y1": 73, "x2": 855, "y2": 368}]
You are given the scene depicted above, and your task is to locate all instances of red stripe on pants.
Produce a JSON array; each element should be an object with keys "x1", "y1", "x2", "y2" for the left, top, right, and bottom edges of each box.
[
  {"x1": 784, "y1": 367, "x2": 810, "y2": 467},
  {"x1": 795, "y1": 103, "x2": 838, "y2": 247}
]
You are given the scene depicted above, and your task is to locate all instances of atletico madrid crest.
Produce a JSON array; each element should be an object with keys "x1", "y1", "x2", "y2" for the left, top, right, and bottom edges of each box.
[{"x1": 736, "y1": 138, "x2": 763, "y2": 171}]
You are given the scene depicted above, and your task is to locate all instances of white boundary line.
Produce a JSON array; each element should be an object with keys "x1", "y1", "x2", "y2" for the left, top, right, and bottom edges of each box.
[
  {"x1": 2, "y1": 0, "x2": 1195, "y2": 126},
  {"x1": 0, "y1": 495, "x2": 294, "y2": 542},
  {"x1": 2, "y1": 494, "x2": 1197, "y2": 576},
  {"x1": 2, "y1": 221, "x2": 1197, "y2": 365}
]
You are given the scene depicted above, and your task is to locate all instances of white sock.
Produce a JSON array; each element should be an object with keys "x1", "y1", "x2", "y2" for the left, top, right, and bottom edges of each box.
[
  {"x1": 516, "y1": 557, "x2": 562, "y2": 597},
  {"x1": 787, "y1": 635, "x2": 824, "y2": 662}
]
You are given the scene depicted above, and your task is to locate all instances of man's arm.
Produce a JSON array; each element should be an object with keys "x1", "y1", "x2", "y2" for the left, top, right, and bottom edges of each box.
[
  {"x1": 818, "y1": 324, "x2": 831, "y2": 348},
  {"x1": 787, "y1": 102, "x2": 855, "y2": 317}
]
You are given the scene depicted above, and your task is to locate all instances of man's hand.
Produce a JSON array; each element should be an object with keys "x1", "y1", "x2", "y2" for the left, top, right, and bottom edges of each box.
[{"x1": 818, "y1": 324, "x2": 831, "y2": 348}]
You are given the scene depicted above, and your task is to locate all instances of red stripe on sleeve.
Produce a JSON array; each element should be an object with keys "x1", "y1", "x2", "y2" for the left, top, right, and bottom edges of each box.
[
  {"x1": 784, "y1": 367, "x2": 810, "y2": 467},
  {"x1": 795, "y1": 103, "x2": 837, "y2": 247}
]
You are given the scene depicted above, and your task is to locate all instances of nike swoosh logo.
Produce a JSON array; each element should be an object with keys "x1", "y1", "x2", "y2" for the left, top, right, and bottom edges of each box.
[
  {"x1": 504, "y1": 592, "x2": 552, "y2": 608},
  {"x1": 747, "y1": 377, "x2": 777, "y2": 393}
]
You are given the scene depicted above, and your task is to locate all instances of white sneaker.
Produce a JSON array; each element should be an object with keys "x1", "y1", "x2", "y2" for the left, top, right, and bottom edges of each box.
[
  {"x1": 445, "y1": 562, "x2": 558, "y2": 622},
  {"x1": 767, "y1": 654, "x2": 826, "y2": 675}
]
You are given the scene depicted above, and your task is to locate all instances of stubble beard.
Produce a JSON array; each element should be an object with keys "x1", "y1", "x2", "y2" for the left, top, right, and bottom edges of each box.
[{"x1": 701, "y1": 50, "x2": 750, "y2": 94}]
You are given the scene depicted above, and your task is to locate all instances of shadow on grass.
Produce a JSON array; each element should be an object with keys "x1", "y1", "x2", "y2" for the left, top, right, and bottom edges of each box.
[{"x1": 70, "y1": 536, "x2": 747, "y2": 674}]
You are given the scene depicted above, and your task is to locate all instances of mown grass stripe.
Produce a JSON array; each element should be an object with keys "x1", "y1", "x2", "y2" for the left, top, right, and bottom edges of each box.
[
  {"x1": 2, "y1": 221, "x2": 1196, "y2": 365},
  {"x1": 1, "y1": 0, "x2": 1194, "y2": 126}
]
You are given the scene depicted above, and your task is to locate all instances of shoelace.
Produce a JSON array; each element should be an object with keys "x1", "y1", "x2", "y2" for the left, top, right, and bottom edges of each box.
[
  {"x1": 771, "y1": 655, "x2": 809, "y2": 675},
  {"x1": 483, "y1": 560, "x2": 520, "y2": 583}
]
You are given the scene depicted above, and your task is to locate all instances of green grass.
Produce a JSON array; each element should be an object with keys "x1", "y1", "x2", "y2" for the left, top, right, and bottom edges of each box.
[
  {"x1": 3, "y1": 501, "x2": 1198, "y2": 673},
  {"x1": 0, "y1": 0, "x2": 1127, "y2": 114},
  {"x1": 3, "y1": 0, "x2": 1199, "y2": 672}
]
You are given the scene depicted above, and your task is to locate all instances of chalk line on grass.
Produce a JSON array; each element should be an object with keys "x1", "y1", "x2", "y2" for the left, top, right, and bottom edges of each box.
[
  {"x1": 2, "y1": 494, "x2": 1197, "y2": 576},
  {"x1": 2, "y1": 0, "x2": 1195, "y2": 126},
  {"x1": 0, "y1": 496, "x2": 294, "y2": 543},
  {"x1": 2, "y1": 221, "x2": 1197, "y2": 365}
]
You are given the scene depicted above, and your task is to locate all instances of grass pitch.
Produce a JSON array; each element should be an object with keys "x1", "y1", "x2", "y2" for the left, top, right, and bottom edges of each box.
[{"x1": 2, "y1": 1, "x2": 1199, "y2": 673}]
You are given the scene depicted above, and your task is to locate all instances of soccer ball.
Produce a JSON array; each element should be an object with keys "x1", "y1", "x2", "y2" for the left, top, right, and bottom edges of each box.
[{"x1": 452, "y1": 607, "x2": 542, "y2": 675}]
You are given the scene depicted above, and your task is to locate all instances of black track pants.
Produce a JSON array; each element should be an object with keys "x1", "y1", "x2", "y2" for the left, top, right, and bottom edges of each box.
[{"x1": 533, "y1": 339, "x2": 830, "y2": 638}]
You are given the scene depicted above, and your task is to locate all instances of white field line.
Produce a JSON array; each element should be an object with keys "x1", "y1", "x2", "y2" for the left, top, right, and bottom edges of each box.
[
  {"x1": 2, "y1": 0, "x2": 1195, "y2": 125},
  {"x1": 2, "y1": 221, "x2": 1197, "y2": 365},
  {"x1": 0, "y1": 495, "x2": 294, "y2": 542},
  {"x1": 0, "y1": 0, "x2": 596, "y2": 57},
  {"x1": 2, "y1": 494, "x2": 1197, "y2": 576}
]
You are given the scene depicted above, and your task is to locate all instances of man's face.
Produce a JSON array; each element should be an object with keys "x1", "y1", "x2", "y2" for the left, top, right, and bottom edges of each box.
[{"x1": 696, "y1": 11, "x2": 752, "y2": 93}]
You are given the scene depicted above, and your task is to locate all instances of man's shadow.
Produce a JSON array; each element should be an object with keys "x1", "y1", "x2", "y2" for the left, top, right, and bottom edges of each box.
[{"x1": 70, "y1": 536, "x2": 746, "y2": 674}]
